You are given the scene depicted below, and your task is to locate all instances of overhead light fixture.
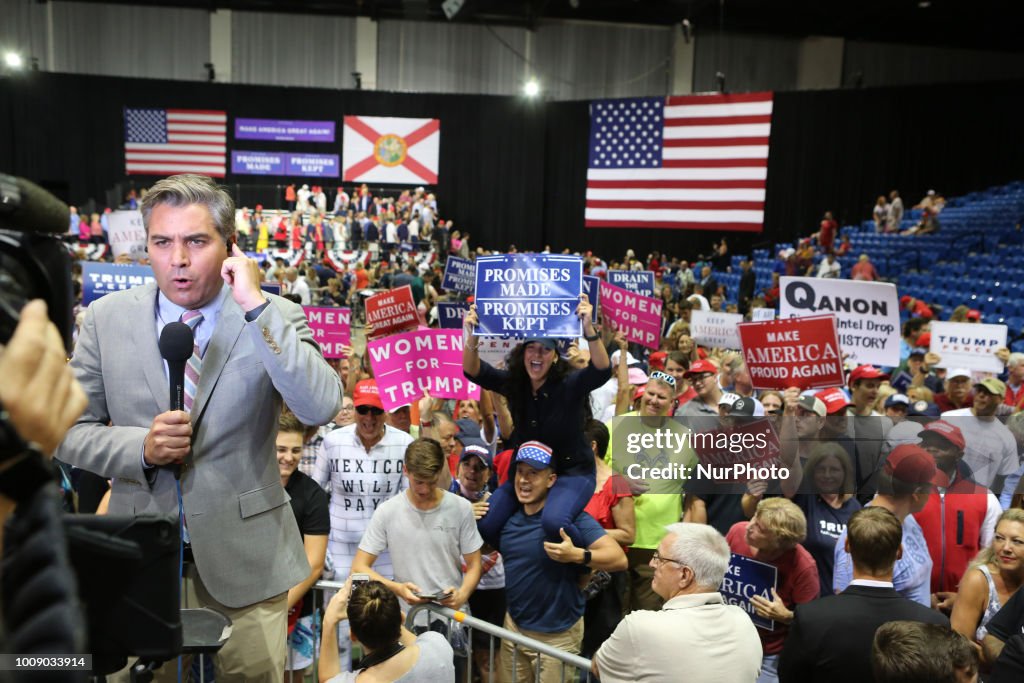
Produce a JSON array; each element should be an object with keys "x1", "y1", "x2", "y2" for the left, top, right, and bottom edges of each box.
[
  {"x1": 442, "y1": 0, "x2": 465, "y2": 20},
  {"x1": 4, "y1": 52, "x2": 24, "y2": 70},
  {"x1": 523, "y1": 79, "x2": 541, "y2": 98}
]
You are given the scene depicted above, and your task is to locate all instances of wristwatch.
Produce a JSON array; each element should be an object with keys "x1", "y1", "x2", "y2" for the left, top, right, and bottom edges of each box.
[{"x1": 580, "y1": 549, "x2": 592, "y2": 566}]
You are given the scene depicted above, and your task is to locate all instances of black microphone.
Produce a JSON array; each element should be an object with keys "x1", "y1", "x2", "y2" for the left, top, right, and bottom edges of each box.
[
  {"x1": 159, "y1": 321, "x2": 194, "y2": 479},
  {"x1": 0, "y1": 175, "x2": 71, "y2": 234}
]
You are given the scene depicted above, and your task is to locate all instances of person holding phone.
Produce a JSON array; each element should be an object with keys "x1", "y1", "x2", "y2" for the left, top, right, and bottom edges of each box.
[
  {"x1": 320, "y1": 577, "x2": 455, "y2": 683},
  {"x1": 351, "y1": 438, "x2": 483, "y2": 614}
]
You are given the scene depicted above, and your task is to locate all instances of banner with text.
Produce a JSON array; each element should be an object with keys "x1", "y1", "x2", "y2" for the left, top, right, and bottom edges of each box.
[
  {"x1": 232, "y1": 151, "x2": 339, "y2": 177},
  {"x1": 474, "y1": 254, "x2": 582, "y2": 338},
  {"x1": 232, "y1": 151, "x2": 284, "y2": 175},
  {"x1": 437, "y1": 301, "x2": 470, "y2": 329},
  {"x1": 235, "y1": 118, "x2": 336, "y2": 142},
  {"x1": 366, "y1": 285, "x2": 419, "y2": 339},
  {"x1": 738, "y1": 314, "x2": 844, "y2": 390},
  {"x1": 691, "y1": 310, "x2": 744, "y2": 350},
  {"x1": 286, "y1": 153, "x2": 339, "y2": 177},
  {"x1": 107, "y1": 210, "x2": 147, "y2": 261},
  {"x1": 928, "y1": 321, "x2": 1007, "y2": 373},
  {"x1": 752, "y1": 307, "x2": 775, "y2": 322},
  {"x1": 303, "y1": 306, "x2": 351, "y2": 358},
  {"x1": 441, "y1": 255, "x2": 475, "y2": 294},
  {"x1": 779, "y1": 277, "x2": 900, "y2": 367},
  {"x1": 478, "y1": 336, "x2": 520, "y2": 369},
  {"x1": 598, "y1": 281, "x2": 662, "y2": 349},
  {"x1": 582, "y1": 275, "x2": 600, "y2": 324},
  {"x1": 723, "y1": 554, "x2": 778, "y2": 631},
  {"x1": 607, "y1": 270, "x2": 655, "y2": 297},
  {"x1": 368, "y1": 329, "x2": 480, "y2": 410},
  {"x1": 82, "y1": 262, "x2": 154, "y2": 305}
]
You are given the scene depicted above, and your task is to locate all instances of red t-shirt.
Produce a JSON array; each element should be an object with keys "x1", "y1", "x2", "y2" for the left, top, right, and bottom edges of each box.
[
  {"x1": 675, "y1": 386, "x2": 698, "y2": 408},
  {"x1": 726, "y1": 522, "x2": 819, "y2": 655},
  {"x1": 583, "y1": 473, "x2": 632, "y2": 532},
  {"x1": 819, "y1": 220, "x2": 836, "y2": 250}
]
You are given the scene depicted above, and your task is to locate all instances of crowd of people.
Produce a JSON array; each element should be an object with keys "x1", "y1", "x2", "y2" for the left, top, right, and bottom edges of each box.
[{"x1": 18, "y1": 172, "x2": 1024, "y2": 683}]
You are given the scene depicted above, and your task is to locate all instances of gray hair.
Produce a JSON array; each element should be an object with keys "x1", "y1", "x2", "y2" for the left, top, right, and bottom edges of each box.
[
  {"x1": 432, "y1": 412, "x2": 455, "y2": 430},
  {"x1": 663, "y1": 522, "x2": 731, "y2": 590},
  {"x1": 140, "y1": 174, "x2": 235, "y2": 243},
  {"x1": 1008, "y1": 352, "x2": 1024, "y2": 370}
]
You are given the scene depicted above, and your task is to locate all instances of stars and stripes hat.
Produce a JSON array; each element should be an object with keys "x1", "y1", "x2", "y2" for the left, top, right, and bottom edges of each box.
[{"x1": 515, "y1": 441, "x2": 553, "y2": 468}]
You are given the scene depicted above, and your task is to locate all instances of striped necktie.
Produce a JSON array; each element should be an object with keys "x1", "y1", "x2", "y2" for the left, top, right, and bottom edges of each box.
[{"x1": 180, "y1": 310, "x2": 204, "y2": 412}]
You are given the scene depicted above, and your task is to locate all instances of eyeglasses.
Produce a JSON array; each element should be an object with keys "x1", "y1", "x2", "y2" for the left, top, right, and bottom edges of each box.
[
  {"x1": 355, "y1": 405, "x2": 384, "y2": 416},
  {"x1": 690, "y1": 373, "x2": 715, "y2": 385},
  {"x1": 651, "y1": 550, "x2": 685, "y2": 567}
]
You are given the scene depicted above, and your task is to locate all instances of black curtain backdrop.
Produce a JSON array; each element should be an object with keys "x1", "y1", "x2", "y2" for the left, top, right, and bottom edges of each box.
[{"x1": 3, "y1": 72, "x2": 1024, "y2": 263}]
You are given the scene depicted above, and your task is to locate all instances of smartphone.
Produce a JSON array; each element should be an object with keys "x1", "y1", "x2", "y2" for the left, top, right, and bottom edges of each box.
[
  {"x1": 415, "y1": 588, "x2": 453, "y2": 601},
  {"x1": 350, "y1": 573, "x2": 370, "y2": 596}
]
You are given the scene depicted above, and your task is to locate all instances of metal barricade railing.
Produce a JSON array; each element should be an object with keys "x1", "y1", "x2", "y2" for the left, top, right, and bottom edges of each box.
[
  {"x1": 301, "y1": 581, "x2": 592, "y2": 682},
  {"x1": 405, "y1": 602, "x2": 591, "y2": 683}
]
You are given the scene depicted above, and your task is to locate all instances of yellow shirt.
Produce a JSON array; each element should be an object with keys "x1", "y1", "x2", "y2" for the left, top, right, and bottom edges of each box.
[{"x1": 605, "y1": 411, "x2": 696, "y2": 549}]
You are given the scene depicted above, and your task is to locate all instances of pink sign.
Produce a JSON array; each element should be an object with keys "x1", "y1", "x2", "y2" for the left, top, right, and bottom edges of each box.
[
  {"x1": 367, "y1": 329, "x2": 481, "y2": 410},
  {"x1": 303, "y1": 306, "x2": 351, "y2": 358},
  {"x1": 598, "y1": 281, "x2": 662, "y2": 349}
]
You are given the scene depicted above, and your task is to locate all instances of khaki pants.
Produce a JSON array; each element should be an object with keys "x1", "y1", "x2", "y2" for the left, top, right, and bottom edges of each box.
[
  {"x1": 150, "y1": 563, "x2": 288, "y2": 683},
  {"x1": 499, "y1": 613, "x2": 583, "y2": 683}
]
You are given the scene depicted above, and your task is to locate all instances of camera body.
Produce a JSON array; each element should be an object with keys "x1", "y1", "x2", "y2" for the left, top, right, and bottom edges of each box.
[{"x1": 0, "y1": 174, "x2": 74, "y2": 351}]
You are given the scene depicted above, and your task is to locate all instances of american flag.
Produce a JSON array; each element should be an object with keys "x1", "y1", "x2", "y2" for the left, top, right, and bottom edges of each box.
[
  {"x1": 124, "y1": 108, "x2": 227, "y2": 177},
  {"x1": 585, "y1": 92, "x2": 773, "y2": 231}
]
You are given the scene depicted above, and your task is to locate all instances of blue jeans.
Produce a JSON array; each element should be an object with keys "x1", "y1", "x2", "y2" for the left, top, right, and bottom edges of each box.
[
  {"x1": 478, "y1": 472, "x2": 596, "y2": 549},
  {"x1": 758, "y1": 654, "x2": 779, "y2": 683}
]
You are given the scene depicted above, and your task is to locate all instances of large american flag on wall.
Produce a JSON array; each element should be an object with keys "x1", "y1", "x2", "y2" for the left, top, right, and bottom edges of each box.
[
  {"x1": 584, "y1": 92, "x2": 773, "y2": 231},
  {"x1": 124, "y1": 108, "x2": 227, "y2": 177}
]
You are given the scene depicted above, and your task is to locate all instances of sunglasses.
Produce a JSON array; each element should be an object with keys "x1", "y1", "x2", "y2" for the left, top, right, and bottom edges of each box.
[{"x1": 356, "y1": 405, "x2": 384, "y2": 416}]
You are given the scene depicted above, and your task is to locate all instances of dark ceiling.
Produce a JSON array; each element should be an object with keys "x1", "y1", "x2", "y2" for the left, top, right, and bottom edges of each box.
[{"x1": 56, "y1": 1, "x2": 1023, "y2": 53}]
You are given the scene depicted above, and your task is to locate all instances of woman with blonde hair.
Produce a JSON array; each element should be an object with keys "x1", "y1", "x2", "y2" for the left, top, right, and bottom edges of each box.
[
  {"x1": 726, "y1": 497, "x2": 819, "y2": 683},
  {"x1": 873, "y1": 383, "x2": 897, "y2": 414},
  {"x1": 951, "y1": 508, "x2": 1024, "y2": 664}
]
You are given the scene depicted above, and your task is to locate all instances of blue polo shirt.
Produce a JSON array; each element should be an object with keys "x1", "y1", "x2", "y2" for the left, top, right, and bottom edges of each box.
[{"x1": 501, "y1": 508, "x2": 606, "y2": 633}]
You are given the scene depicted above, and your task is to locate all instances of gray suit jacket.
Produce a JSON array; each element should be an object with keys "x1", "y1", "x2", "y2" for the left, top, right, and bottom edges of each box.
[{"x1": 57, "y1": 283, "x2": 343, "y2": 608}]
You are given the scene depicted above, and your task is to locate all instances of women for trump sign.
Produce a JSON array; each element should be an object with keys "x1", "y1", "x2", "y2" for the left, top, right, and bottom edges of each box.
[
  {"x1": 367, "y1": 329, "x2": 480, "y2": 410},
  {"x1": 598, "y1": 281, "x2": 662, "y2": 349}
]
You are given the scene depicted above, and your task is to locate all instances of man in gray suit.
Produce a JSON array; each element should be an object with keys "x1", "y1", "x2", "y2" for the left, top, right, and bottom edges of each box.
[{"x1": 58, "y1": 174, "x2": 342, "y2": 682}]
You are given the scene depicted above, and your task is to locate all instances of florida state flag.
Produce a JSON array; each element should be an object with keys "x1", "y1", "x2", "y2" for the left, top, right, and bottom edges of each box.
[{"x1": 342, "y1": 116, "x2": 440, "y2": 185}]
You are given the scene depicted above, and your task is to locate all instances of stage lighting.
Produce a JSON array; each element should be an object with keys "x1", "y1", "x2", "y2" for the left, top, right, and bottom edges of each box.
[
  {"x1": 4, "y1": 52, "x2": 24, "y2": 70},
  {"x1": 523, "y1": 79, "x2": 541, "y2": 98}
]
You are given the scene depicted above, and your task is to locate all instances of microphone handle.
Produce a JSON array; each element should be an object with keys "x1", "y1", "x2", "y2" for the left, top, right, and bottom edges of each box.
[{"x1": 166, "y1": 359, "x2": 187, "y2": 479}]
